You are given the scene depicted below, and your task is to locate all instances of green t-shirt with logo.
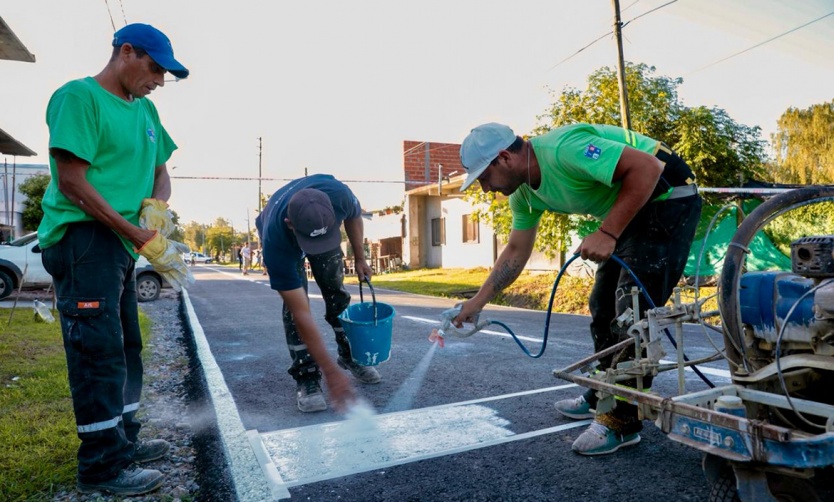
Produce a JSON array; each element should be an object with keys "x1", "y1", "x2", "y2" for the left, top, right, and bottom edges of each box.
[
  {"x1": 38, "y1": 77, "x2": 177, "y2": 256},
  {"x1": 510, "y1": 123, "x2": 660, "y2": 230}
]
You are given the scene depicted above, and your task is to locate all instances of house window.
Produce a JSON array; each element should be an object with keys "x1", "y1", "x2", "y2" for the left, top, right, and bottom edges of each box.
[
  {"x1": 462, "y1": 214, "x2": 479, "y2": 243},
  {"x1": 431, "y1": 218, "x2": 445, "y2": 246}
]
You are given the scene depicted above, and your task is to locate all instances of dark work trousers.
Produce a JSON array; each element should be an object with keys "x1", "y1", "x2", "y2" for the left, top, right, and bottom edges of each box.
[
  {"x1": 41, "y1": 221, "x2": 143, "y2": 483},
  {"x1": 282, "y1": 247, "x2": 352, "y2": 381},
  {"x1": 584, "y1": 193, "x2": 703, "y2": 430}
]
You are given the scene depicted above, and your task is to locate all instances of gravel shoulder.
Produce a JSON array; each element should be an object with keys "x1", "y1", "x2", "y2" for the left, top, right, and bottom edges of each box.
[{"x1": 50, "y1": 290, "x2": 232, "y2": 501}]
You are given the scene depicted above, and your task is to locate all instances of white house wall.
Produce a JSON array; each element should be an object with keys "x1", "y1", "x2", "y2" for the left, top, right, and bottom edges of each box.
[{"x1": 440, "y1": 196, "x2": 494, "y2": 268}]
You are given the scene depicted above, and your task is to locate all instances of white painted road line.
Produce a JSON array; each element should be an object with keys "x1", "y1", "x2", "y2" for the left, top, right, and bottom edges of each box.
[
  {"x1": 182, "y1": 289, "x2": 285, "y2": 501},
  {"x1": 260, "y1": 402, "x2": 591, "y2": 489}
]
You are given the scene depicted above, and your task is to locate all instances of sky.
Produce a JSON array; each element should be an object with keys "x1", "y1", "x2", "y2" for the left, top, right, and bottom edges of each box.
[{"x1": 3, "y1": 0, "x2": 834, "y2": 228}]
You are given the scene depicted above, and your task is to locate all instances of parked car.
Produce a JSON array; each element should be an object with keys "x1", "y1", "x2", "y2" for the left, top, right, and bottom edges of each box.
[
  {"x1": 135, "y1": 256, "x2": 172, "y2": 302},
  {"x1": 0, "y1": 232, "x2": 170, "y2": 302},
  {"x1": 183, "y1": 252, "x2": 213, "y2": 264},
  {"x1": 0, "y1": 232, "x2": 52, "y2": 300}
]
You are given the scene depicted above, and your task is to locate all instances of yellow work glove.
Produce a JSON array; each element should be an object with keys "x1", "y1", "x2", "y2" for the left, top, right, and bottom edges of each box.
[
  {"x1": 136, "y1": 231, "x2": 194, "y2": 292},
  {"x1": 139, "y1": 198, "x2": 176, "y2": 238}
]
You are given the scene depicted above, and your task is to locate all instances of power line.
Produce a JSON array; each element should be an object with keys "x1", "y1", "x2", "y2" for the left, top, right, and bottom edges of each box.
[
  {"x1": 690, "y1": 9, "x2": 834, "y2": 75},
  {"x1": 548, "y1": 0, "x2": 680, "y2": 71},
  {"x1": 118, "y1": 0, "x2": 128, "y2": 26},
  {"x1": 103, "y1": 0, "x2": 116, "y2": 31},
  {"x1": 621, "y1": 0, "x2": 678, "y2": 28}
]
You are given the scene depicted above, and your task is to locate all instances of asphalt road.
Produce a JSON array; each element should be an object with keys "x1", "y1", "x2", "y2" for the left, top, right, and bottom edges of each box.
[{"x1": 184, "y1": 264, "x2": 730, "y2": 502}]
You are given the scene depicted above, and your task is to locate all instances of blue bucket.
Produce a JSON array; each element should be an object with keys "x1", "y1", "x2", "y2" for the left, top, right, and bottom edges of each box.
[{"x1": 338, "y1": 280, "x2": 395, "y2": 366}]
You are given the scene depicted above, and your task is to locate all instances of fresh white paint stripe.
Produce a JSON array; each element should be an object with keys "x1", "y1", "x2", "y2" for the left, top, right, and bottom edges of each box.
[
  {"x1": 182, "y1": 289, "x2": 286, "y2": 501},
  {"x1": 402, "y1": 315, "x2": 544, "y2": 344},
  {"x1": 261, "y1": 403, "x2": 591, "y2": 489},
  {"x1": 247, "y1": 430, "x2": 289, "y2": 500}
]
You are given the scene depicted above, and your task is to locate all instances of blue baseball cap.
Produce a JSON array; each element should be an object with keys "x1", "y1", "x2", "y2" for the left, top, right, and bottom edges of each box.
[
  {"x1": 112, "y1": 23, "x2": 189, "y2": 79},
  {"x1": 459, "y1": 123, "x2": 516, "y2": 191}
]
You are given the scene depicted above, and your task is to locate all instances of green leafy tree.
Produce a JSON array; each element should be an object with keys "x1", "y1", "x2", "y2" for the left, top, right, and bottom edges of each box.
[
  {"x1": 18, "y1": 173, "x2": 50, "y2": 231},
  {"x1": 675, "y1": 106, "x2": 766, "y2": 187},
  {"x1": 182, "y1": 221, "x2": 207, "y2": 252},
  {"x1": 771, "y1": 100, "x2": 834, "y2": 184},
  {"x1": 167, "y1": 209, "x2": 184, "y2": 242},
  {"x1": 205, "y1": 218, "x2": 234, "y2": 260},
  {"x1": 467, "y1": 63, "x2": 768, "y2": 258}
]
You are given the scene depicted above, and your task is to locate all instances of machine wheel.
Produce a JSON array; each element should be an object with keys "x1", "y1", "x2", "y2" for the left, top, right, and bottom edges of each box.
[
  {"x1": 0, "y1": 270, "x2": 15, "y2": 300},
  {"x1": 708, "y1": 470, "x2": 820, "y2": 502},
  {"x1": 708, "y1": 470, "x2": 739, "y2": 502}
]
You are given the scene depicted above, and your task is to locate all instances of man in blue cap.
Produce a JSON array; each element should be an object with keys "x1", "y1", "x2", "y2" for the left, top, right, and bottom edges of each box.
[
  {"x1": 452, "y1": 122, "x2": 702, "y2": 456},
  {"x1": 39, "y1": 23, "x2": 190, "y2": 496}
]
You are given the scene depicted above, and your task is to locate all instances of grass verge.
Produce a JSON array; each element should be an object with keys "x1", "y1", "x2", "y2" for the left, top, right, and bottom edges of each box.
[{"x1": 0, "y1": 305, "x2": 151, "y2": 501}]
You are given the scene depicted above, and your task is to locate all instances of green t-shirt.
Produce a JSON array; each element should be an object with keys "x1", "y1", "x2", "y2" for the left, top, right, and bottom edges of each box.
[
  {"x1": 38, "y1": 77, "x2": 177, "y2": 256},
  {"x1": 511, "y1": 123, "x2": 660, "y2": 230}
]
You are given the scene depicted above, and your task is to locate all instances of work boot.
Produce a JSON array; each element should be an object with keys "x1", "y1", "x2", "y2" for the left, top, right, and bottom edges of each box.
[
  {"x1": 571, "y1": 421, "x2": 641, "y2": 456},
  {"x1": 297, "y1": 378, "x2": 327, "y2": 413},
  {"x1": 337, "y1": 356, "x2": 382, "y2": 384},
  {"x1": 133, "y1": 439, "x2": 170, "y2": 463},
  {"x1": 554, "y1": 395, "x2": 595, "y2": 419},
  {"x1": 77, "y1": 464, "x2": 164, "y2": 496}
]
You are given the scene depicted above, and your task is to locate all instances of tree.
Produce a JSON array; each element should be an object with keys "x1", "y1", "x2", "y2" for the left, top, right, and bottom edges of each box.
[
  {"x1": 205, "y1": 218, "x2": 234, "y2": 260},
  {"x1": 467, "y1": 63, "x2": 768, "y2": 258},
  {"x1": 771, "y1": 100, "x2": 834, "y2": 184},
  {"x1": 182, "y1": 221, "x2": 207, "y2": 252},
  {"x1": 18, "y1": 173, "x2": 50, "y2": 231}
]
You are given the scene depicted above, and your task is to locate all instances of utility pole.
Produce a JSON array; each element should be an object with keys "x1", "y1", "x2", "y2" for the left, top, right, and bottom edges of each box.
[
  {"x1": 245, "y1": 210, "x2": 251, "y2": 243},
  {"x1": 611, "y1": 0, "x2": 632, "y2": 130},
  {"x1": 257, "y1": 137, "x2": 263, "y2": 214}
]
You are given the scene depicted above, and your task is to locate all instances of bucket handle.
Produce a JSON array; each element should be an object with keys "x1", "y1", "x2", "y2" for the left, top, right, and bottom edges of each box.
[{"x1": 359, "y1": 278, "x2": 378, "y2": 326}]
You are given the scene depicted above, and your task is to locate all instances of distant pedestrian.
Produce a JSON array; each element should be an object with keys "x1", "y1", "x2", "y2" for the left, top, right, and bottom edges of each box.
[
  {"x1": 38, "y1": 23, "x2": 192, "y2": 496},
  {"x1": 256, "y1": 174, "x2": 376, "y2": 413},
  {"x1": 237, "y1": 246, "x2": 243, "y2": 270},
  {"x1": 241, "y1": 242, "x2": 252, "y2": 275}
]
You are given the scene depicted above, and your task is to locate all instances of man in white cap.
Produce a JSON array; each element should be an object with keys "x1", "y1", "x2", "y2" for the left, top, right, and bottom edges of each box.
[
  {"x1": 39, "y1": 23, "x2": 191, "y2": 496},
  {"x1": 256, "y1": 174, "x2": 377, "y2": 413},
  {"x1": 452, "y1": 122, "x2": 702, "y2": 456}
]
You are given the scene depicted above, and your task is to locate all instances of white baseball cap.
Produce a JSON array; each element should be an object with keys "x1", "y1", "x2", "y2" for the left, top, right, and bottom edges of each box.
[{"x1": 459, "y1": 123, "x2": 516, "y2": 191}]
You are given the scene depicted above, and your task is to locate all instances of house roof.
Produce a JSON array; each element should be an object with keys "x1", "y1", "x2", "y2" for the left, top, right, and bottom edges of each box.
[
  {"x1": 0, "y1": 17, "x2": 35, "y2": 62},
  {"x1": 0, "y1": 17, "x2": 37, "y2": 157},
  {"x1": 404, "y1": 173, "x2": 467, "y2": 197},
  {"x1": 0, "y1": 127, "x2": 36, "y2": 157}
]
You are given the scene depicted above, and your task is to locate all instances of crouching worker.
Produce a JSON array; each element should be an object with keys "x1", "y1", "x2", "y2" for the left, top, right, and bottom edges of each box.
[
  {"x1": 452, "y1": 122, "x2": 702, "y2": 455},
  {"x1": 256, "y1": 174, "x2": 378, "y2": 413}
]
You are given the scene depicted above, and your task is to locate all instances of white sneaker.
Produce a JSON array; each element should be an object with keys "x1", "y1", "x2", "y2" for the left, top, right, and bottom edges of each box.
[
  {"x1": 571, "y1": 421, "x2": 640, "y2": 456},
  {"x1": 554, "y1": 395, "x2": 595, "y2": 419}
]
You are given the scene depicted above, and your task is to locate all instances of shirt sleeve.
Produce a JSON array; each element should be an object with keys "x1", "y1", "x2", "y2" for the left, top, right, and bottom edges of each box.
[{"x1": 46, "y1": 84, "x2": 99, "y2": 164}]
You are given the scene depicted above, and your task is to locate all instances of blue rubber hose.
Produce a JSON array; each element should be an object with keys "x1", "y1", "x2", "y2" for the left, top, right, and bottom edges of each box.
[{"x1": 485, "y1": 253, "x2": 715, "y2": 387}]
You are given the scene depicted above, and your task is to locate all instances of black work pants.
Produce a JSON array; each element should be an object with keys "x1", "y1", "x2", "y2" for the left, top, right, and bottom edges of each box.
[
  {"x1": 41, "y1": 222, "x2": 143, "y2": 483},
  {"x1": 584, "y1": 193, "x2": 703, "y2": 423},
  {"x1": 282, "y1": 247, "x2": 352, "y2": 381}
]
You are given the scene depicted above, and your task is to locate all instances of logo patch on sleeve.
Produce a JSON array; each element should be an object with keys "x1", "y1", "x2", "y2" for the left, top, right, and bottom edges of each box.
[{"x1": 584, "y1": 144, "x2": 601, "y2": 160}]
